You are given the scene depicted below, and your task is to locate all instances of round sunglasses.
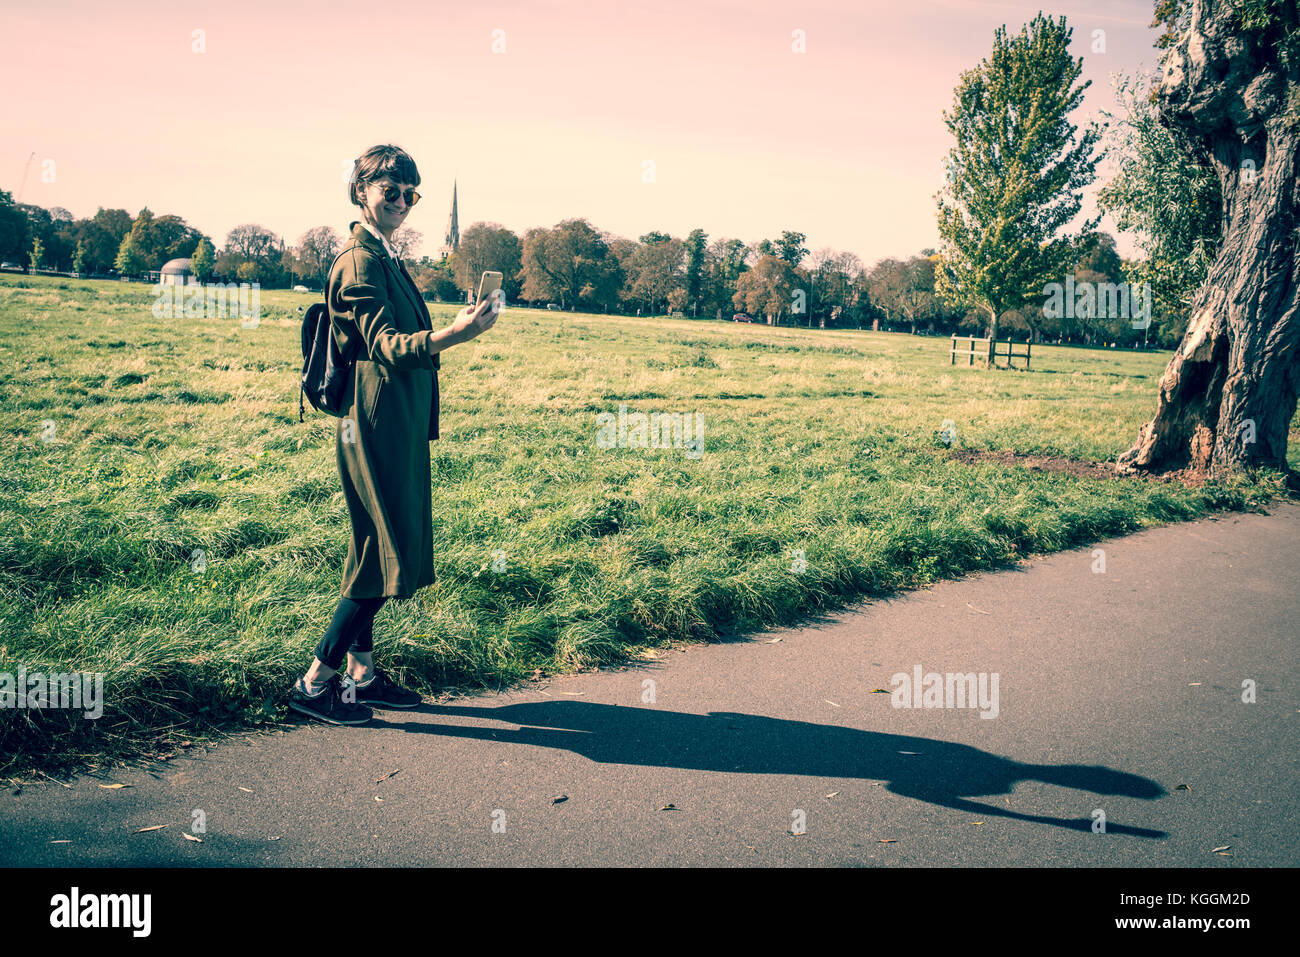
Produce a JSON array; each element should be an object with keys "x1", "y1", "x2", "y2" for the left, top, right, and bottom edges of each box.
[{"x1": 367, "y1": 182, "x2": 421, "y2": 207}]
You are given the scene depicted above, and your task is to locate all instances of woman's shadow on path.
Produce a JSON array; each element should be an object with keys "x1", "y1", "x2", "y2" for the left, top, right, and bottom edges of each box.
[{"x1": 383, "y1": 701, "x2": 1168, "y2": 838}]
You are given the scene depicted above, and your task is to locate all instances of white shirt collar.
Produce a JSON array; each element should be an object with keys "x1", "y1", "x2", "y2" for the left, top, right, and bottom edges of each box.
[{"x1": 360, "y1": 221, "x2": 400, "y2": 261}]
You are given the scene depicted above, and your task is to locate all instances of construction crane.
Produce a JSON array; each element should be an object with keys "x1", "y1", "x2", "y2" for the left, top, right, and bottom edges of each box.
[{"x1": 15, "y1": 152, "x2": 35, "y2": 202}]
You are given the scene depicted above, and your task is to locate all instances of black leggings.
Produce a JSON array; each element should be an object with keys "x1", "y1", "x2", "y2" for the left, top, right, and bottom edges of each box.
[{"x1": 313, "y1": 596, "x2": 388, "y2": 671}]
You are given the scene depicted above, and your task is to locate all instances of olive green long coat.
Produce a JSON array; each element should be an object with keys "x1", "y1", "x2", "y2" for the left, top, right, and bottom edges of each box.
[{"x1": 328, "y1": 222, "x2": 442, "y2": 599}]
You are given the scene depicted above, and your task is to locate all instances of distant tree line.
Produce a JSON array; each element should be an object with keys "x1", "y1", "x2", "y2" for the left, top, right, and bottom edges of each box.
[{"x1": 0, "y1": 157, "x2": 1189, "y2": 348}]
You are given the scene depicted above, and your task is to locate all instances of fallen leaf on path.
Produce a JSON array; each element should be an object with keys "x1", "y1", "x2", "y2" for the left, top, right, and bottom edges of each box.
[
  {"x1": 375, "y1": 769, "x2": 401, "y2": 784},
  {"x1": 1175, "y1": 784, "x2": 1192, "y2": 791},
  {"x1": 561, "y1": 692, "x2": 584, "y2": 696},
  {"x1": 871, "y1": 688, "x2": 890, "y2": 693},
  {"x1": 1211, "y1": 845, "x2": 1231, "y2": 853},
  {"x1": 374, "y1": 796, "x2": 382, "y2": 802},
  {"x1": 660, "y1": 804, "x2": 679, "y2": 811},
  {"x1": 552, "y1": 795, "x2": 568, "y2": 805},
  {"x1": 966, "y1": 603, "x2": 991, "y2": 615},
  {"x1": 898, "y1": 751, "x2": 919, "y2": 755},
  {"x1": 98, "y1": 783, "x2": 131, "y2": 790},
  {"x1": 134, "y1": 824, "x2": 169, "y2": 833},
  {"x1": 50, "y1": 840, "x2": 70, "y2": 844},
  {"x1": 238, "y1": 787, "x2": 254, "y2": 793},
  {"x1": 182, "y1": 833, "x2": 202, "y2": 843},
  {"x1": 765, "y1": 637, "x2": 783, "y2": 643},
  {"x1": 37, "y1": 770, "x2": 72, "y2": 789},
  {"x1": 970, "y1": 822, "x2": 984, "y2": 826},
  {"x1": 878, "y1": 838, "x2": 898, "y2": 844},
  {"x1": 824, "y1": 700, "x2": 840, "y2": 708},
  {"x1": 824, "y1": 792, "x2": 839, "y2": 799},
  {"x1": 1188, "y1": 682, "x2": 1202, "y2": 686}
]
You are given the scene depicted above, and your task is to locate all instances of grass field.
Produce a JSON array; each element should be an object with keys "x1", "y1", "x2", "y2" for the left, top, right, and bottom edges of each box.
[{"x1": 0, "y1": 275, "x2": 1293, "y2": 774}]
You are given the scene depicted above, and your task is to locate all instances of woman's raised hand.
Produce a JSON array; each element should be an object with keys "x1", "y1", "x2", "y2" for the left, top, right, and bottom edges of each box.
[{"x1": 451, "y1": 295, "x2": 499, "y2": 343}]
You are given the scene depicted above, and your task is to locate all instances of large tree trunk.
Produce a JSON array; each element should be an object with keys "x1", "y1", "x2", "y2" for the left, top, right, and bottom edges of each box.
[{"x1": 1118, "y1": 0, "x2": 1300, "y2": 478}]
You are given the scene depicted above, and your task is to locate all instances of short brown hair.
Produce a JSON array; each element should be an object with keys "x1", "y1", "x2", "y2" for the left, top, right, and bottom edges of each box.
[{"x1": 348, "y1": 144, "x2": 421, "y2": 206}]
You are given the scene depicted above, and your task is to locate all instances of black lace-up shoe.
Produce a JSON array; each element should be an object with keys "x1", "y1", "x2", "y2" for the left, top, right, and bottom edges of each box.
[
  {"x1": 353, "y1": 668, "x2": 423, "y2": 709},
  {"x1": 288, "y1": 675, "x2": 373, "y2": 725}
]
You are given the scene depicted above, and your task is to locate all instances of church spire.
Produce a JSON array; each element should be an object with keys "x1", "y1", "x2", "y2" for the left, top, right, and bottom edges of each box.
[{"x1": 441, "y1": 179, "x2": 459, "y2": 259}]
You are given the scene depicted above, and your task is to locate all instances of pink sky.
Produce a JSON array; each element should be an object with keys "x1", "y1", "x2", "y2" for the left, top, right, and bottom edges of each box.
[{"x1": 2, "y1": 0, "x2": 1163, "y2": 264}]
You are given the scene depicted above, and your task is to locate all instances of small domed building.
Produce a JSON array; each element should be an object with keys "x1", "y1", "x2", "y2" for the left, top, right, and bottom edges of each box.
[{"x1": 159, "y1": 258, "x2": 193, "y2": 286}]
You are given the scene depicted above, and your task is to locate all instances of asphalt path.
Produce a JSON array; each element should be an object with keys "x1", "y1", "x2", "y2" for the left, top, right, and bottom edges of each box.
[{"x1": 2, "y1": 505, "x2": 1297, "y2": 866}]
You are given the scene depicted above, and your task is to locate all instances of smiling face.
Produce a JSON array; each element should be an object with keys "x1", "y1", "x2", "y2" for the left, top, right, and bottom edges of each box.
[{"x1": 357, "y1": 177, "x2": 416, "y2": 239}]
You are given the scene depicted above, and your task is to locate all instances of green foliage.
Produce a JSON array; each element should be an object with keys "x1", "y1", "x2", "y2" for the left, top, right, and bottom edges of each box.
[
  {"x1": 190, "y1": 237, "x2": 215, "y2": 282},
  {"x1": 684, "y1": 228, "x2": 708, "y2": 308},
  {"x1": 0, "y1": 189, "x2": 28, "y2": 262},
  {"x1": 1097, "y1": 71, "x2": 1221, "y2": 332},
  {"x1": 113, "y1": 233, "x2": 143, "y2": 275},
  {"x1": 775, "y1": 231, "x2": 809, "y2": 267},
  {"x1": 936, "y1": 13, "x2": 1101, "y2": 340},
  {"x1": 1238, "y1": 0, "x2": 1300, "y2": 126},
  {"x1": 1150, "y1": 0, "x2": 1190, "y2": 49}
]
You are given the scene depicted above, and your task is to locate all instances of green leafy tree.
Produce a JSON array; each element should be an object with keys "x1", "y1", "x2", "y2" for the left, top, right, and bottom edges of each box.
[
  {"x1": 410, "y1": 256, "x2": 461, "y2": 302},
  {"x1": 123, "y1": 208, "x2": 159, "y2": 268},
  {"x1": 190, "y1": 237, "x2": 215, "y2": 281},
  {"x1": 935, "y1": 13, "x2": 1101, "y2": 341},
  {"x1": 683, "y1": 228, "x2": 708, "y2": 313},
  {"x1": 705, "y1": 238, "x2": 749, "y2": 317},
  {"x1": 775, "y1": 230, "x2": 808, "y2": 268},
  {"x1": 1097, "y1": 70, "x2": 1221, "y2": 344},
  {"x1": 114, "y1": 233, "x2": 143, "y2": 275},
  {"x1": 73, "y1": 240, "x2": 86, "y2": 275},
  {"x1": 0, "y1": 189, "x2": 29, "y2": 262},
  {"x1": 28, "y1": 237, "x2": 44, "y2": 270}
]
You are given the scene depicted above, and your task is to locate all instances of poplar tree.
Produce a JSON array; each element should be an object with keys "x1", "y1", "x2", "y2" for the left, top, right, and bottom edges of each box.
[{"x1": 935, "y1": 13, "x2": 1100, "y2": 342}]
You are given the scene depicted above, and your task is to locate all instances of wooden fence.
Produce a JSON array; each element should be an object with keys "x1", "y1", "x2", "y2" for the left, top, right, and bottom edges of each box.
[{"x1": 950, "y1": 335, "x2": 1032, "y2": 369}]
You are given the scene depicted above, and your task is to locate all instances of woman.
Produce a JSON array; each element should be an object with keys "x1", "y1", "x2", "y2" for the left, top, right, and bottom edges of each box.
[{"x1": 289, "y1": 143, "x2": 498, "y2": 725}]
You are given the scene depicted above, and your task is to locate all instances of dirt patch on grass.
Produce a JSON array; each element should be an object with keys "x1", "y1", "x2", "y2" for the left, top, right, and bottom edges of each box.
[{"x1": 949, "y1": 448, "x2": 1204, "y2": 484}]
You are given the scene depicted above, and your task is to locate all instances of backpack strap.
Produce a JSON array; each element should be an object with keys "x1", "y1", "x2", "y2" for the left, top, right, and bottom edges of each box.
[{"x1": 326, "y1": 243, "x2": 366, "y2": 363}]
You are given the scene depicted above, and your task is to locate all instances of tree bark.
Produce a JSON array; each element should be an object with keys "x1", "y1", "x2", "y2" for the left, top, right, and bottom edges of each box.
[{"x1": 1118, "y1": 0, "x2": 1299, "y2": 478}]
